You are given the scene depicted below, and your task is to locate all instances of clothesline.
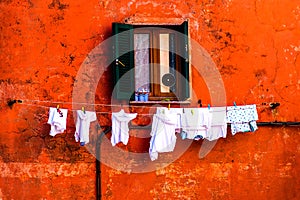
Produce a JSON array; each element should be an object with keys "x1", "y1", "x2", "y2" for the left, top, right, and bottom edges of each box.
[
  {"x1": 13, "y1": 98, "x2": 275, "y2": 110},
  {"x1": 20, "y1": 102, "x2": 153, "y2": 116},
  {"x1": 15, "y1": 99, "x2": 271, "y2": 117}
]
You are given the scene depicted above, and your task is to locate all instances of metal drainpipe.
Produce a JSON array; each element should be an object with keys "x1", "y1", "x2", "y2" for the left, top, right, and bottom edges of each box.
[{"x1": 96, "y1": 126, "x2": 111, "y2": 200}]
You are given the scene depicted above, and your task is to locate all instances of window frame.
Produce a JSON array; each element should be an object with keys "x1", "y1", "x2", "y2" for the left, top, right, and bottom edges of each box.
[{"x1": 112, "y1": 21, "x2": 190, "y2": 102}]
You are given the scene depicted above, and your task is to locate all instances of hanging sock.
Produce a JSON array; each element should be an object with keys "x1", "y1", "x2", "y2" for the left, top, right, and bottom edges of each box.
[
  {"x1": 47, "y1": 107, "x2": 68, "y2": 136},
  {"x1": 74, "y1": 110, "x2": 97, "y2": 146}
]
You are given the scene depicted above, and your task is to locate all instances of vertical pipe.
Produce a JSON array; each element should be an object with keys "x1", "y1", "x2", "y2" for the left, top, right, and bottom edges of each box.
[{"x1": 96, "y1": 126, "x2": 111, "y2": 200}]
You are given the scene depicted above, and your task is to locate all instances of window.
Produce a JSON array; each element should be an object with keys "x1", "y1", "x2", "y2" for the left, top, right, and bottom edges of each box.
[{"x1": 112, "y1": 21, "x2": 189, "y2": 101}]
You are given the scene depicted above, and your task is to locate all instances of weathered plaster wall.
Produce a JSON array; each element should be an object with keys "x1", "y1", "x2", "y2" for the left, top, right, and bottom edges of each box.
[{"x1": 0, "y1": 0, "x2": 299, "y2": 199}]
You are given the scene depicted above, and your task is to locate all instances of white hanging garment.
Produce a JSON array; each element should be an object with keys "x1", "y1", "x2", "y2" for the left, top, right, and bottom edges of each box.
[
  {"x1": 47, "y1": 107, "x2": 68, "y2": 137},
  {"x1": 206, "y1": 107, "x2": 227, "y2": 141},
  {"x1": 149, "y1": 112, "x2": 178, "y2": 161},
  {"x1": 181, "y1": 108, "x2": 212, "y2": 140},
  {"x1": 111, "y1": 109, "x2": 137, "y2": 146},
  {"x1": 74, "y1": 110, "x2": 97, "y2": 146},
  {"x1": 156, "y1": 107, "x2": 183, "y2": 129}
]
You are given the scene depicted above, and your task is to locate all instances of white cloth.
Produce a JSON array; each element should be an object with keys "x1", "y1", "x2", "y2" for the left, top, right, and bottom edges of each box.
[
  {"x1": 74, "y1": 110, "x2": 97, "y2": 145},
  {"x1": 206, "y1": 107, "x2": 227, "y2": 141},
  {"x1": 111, "y1": 109, "x2": 137, "y2": 146},
  {"x1": 156, "y1": 107, "x2": 183, "y2": 129},
  {"x1": 47, "y1": 107, "x2": 68, "y2": 137},
  {"x1": 149, "y1": 113, "x2": 178, "y2": 161},
  {"x1": 226, "y1": 104, "x2": 258, "y2": 135},
  {"x1": 181, "y1": 108, "x2": 211, "y2": 140}
]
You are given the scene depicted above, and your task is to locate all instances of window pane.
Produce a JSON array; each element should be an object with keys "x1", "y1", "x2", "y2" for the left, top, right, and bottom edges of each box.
[
  {"x1": 134, "y1": 34, "x2": 150, "y2": 92},
  {"x1": 159, "y1": 34, "x2": 170, "y2": 93},
  {"x1": 169, "y1": 33, "x2": 176, "y2": 92}
]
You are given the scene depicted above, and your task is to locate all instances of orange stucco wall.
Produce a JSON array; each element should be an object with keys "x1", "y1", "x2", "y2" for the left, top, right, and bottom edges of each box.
[{"x1": 0, "y1": 0, "x2": 300, "y2": 199}]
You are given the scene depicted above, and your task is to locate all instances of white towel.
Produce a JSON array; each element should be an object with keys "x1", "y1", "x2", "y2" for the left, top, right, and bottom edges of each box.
[
  {"x1": 206, "y1": 107, "x2": 227, "y2": 141},
  {"x1": 47, "y1": 107, "x2": 68, "y2": 137}
]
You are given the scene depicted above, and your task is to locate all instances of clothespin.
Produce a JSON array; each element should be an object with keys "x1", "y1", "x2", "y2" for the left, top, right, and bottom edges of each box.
[
  {"x1": 233, "y1": 101, "x2": 237, "y2": 108},
  {"x1": 82, "y1": 106, "x2": 86, "y2": 114},
  {"x1": 191, "y1": 109, "x2": 194, "y2": 115},
  {"x1": 56, "y1": 105, "x2": 63, "y2": 117},
  {"x1": 208, "y1": 104, "x2": 211, "y2": 110},
  {"x1": 168, "y1": 104, "x2": 170, "y2": 110}
]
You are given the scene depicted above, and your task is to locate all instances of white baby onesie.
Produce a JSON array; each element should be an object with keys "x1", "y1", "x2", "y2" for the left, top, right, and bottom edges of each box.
[
  {"x1": 149, "y1": 113, "x2": 178, "y2": 161},
  {"x1": 74, "y1": 110, "x2": 97, "y2": 146},
  {"x1": 47, "y1": 107, "x2": 68, "y2": 137},
  {"x1": 111, "y1": 109, "x2": 137, "y2": 146},
  {"x1": 181, "y1": 108, "x2": 211, "y2": 140},
  {"x1": 226, "y1": 104, "x2": 258, "y2": 135}
]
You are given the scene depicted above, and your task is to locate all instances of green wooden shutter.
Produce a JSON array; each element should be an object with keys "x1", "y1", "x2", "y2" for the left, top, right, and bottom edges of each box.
[
  {"x1": 112, "y1": 23, "x2": 135, "y2": 100},
  {"x1": 179, "y1": 21, "x2": 190, "y2": 100}
]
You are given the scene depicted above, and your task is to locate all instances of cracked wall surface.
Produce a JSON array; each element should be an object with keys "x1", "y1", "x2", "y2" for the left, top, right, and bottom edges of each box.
[{"x1": 0, "y1": 0, "x2": 299, "y2": 199}]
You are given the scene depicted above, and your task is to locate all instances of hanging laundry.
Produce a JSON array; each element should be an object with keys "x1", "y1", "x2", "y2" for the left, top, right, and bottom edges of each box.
[
  {"x1": 181, "y1": 108, "x2": 211, "y2": 140},
  {"x1": 111, "y1": 109, "x2": 137, "y2": 146},
  {"x1": 149, "y1": 111, "x2": 179, "y2": 161},
  {"x1": 47, "y1": 107, "x2": 68, "y2": 137},
  {"x1": 226, "y1": 104, "x2": 258, "y2": 135},
  {"x1": 156, "y1": 107, "x2": 183, "y2": 131},
  {"x1": 74, "y1": 110, "x2": 97, "y2": 146},
  {"x1": 206, "y1": 107, "x2": 227, "y2": 141}
]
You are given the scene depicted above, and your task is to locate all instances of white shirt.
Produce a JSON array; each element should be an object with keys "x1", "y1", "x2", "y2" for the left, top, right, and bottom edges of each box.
[
  {"x1": 149, "y1": 112, "x2": 178, "y2": 161},
  {"x1": 111, "y1": 109, "x2": 137, "y2": 146},
  {"x1": 74, "y1": 110, "x2": 97, "y2": 145}
]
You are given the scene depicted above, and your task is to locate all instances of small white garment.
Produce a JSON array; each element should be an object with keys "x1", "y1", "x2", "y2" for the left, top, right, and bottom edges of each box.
[
  {"x1": 181, "y1": 108, "x2": 211, "y2": 140},
  {"x1": 149, "y1": 112, "x2": 178, "y2": 161},
  {"x1": 206, "y1": 107, "x2": 227, "y2": 141},
  {"x1": 156, "y1": 107, "x2": 183, "y2": 129},
  {"x1": 47, "y1": 107, "x2": 68, "y2": 137},
  {"x1": 226, "y1": 104, "x2": 258, "y2": 135},
  {"x1": 111, "y1": 109, "x2": 137, "y2": 146},
  {"x1": 74, "y1": 110, "x2": 97, "y2": 145}
]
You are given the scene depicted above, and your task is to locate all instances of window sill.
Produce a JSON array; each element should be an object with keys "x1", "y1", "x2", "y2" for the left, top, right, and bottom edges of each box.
[{"x1": 129, "y1": 100, "x2": 191, "y2": 105}]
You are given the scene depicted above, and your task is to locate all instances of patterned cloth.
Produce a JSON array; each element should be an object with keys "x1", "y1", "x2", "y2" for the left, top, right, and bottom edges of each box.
[{"x1": 226, "y1": 104, "x2": 258, "y2": 135}]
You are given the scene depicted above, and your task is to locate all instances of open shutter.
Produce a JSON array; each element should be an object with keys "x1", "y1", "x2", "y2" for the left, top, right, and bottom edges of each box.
[
  {"x1": 112, "y1": 23, "x2": 135, "y2": 100},
  {"x1": 179, "y1": 21, "x2": 190, "y2": 100}
]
